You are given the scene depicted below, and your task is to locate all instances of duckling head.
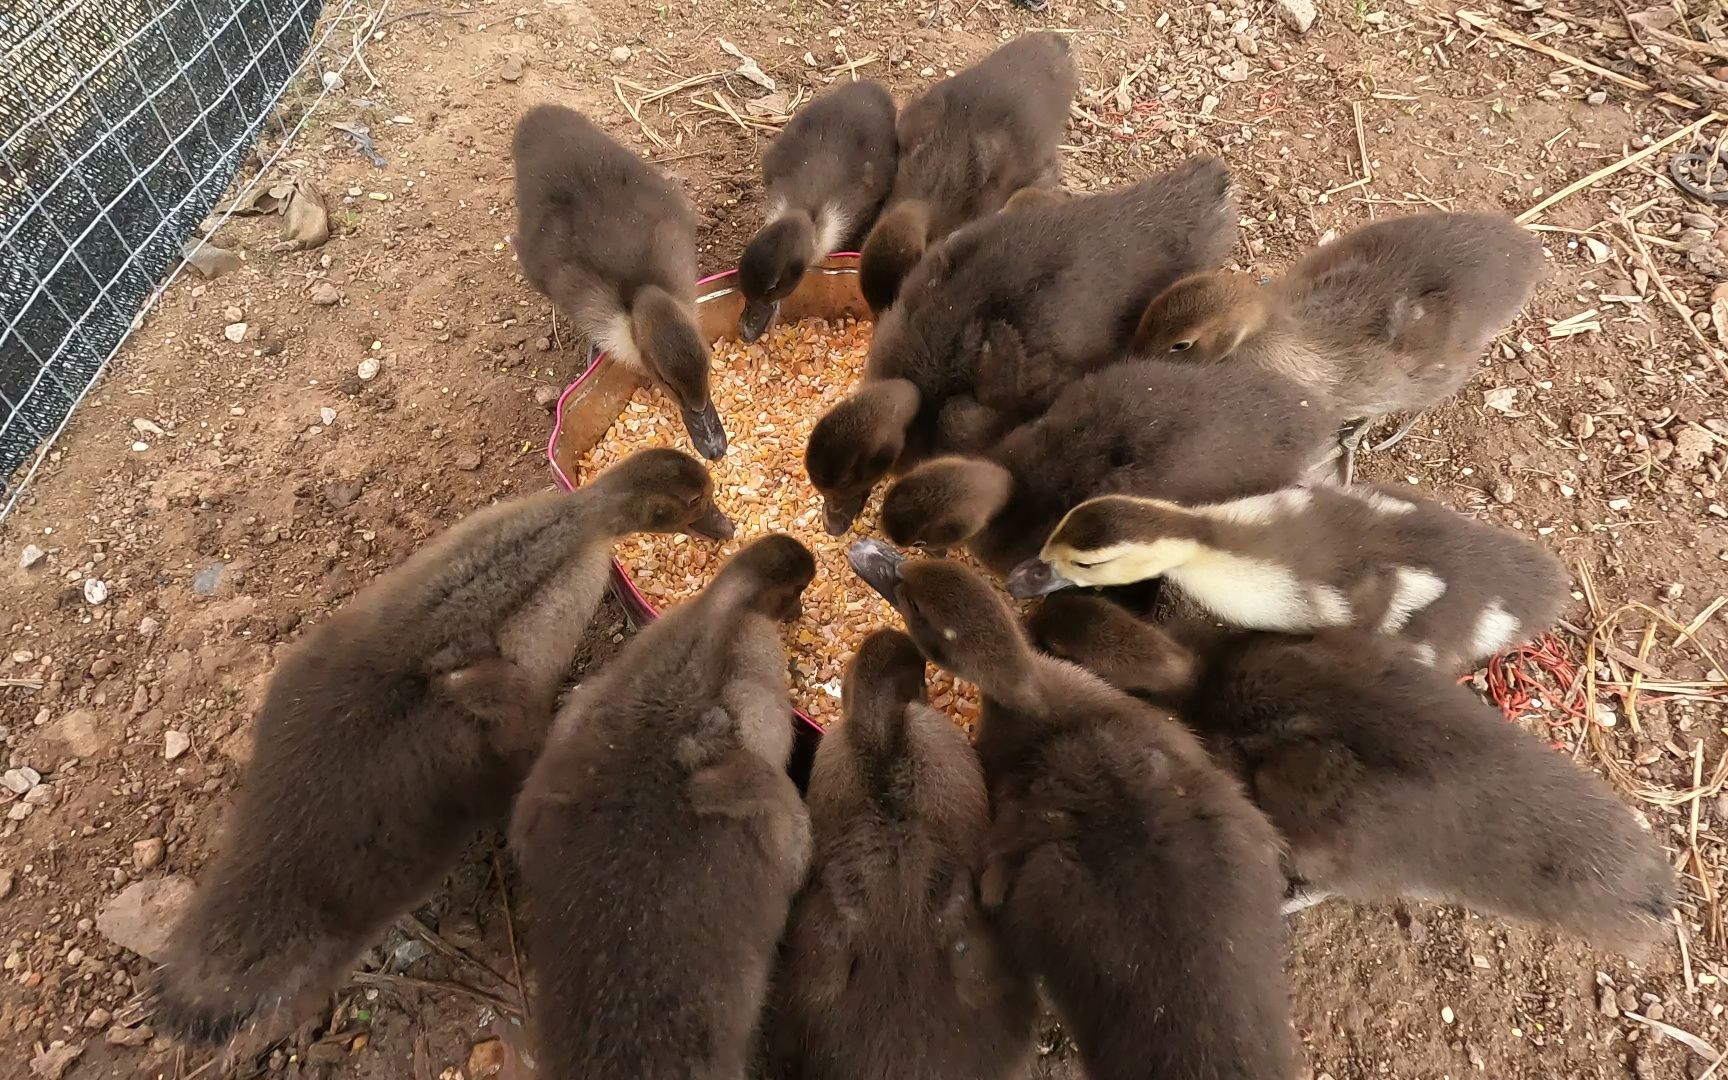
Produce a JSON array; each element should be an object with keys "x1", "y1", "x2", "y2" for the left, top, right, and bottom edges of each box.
[
  {"x1": 632, "y1": 290, "x2": 728, "y2": 460},
  {"x1": 881, "y1": 456, "x2": 1013, "y2": 552},
  {"x1": 1006, "y1": 495, "x2": 1206, "y2": 598},
  {"x1": 859, "y1": 200, "x2": 932, "y2": 315},
  {"x1": 848, "y1": 540, "x2": 1033, "y2": 694},
  {"x1": 710, "y1": 533, "x2": 817, "y2": 622},
  {"x1": 843, "y1": 628, "x2": 929, "y2": 723},
  {"x1": 1027, "y1": 594, "x2": 1198, "y2": 700},
  {"x1": 1131, "y1": 271, "x2": 1268, "y2": 363},
  {"x1": 805, "y1": 379, "x2": 922, "y2": 535},
  {"x1": 589, "y1": 447, "x2": 734, "y2": 540},
  {"x1": 737, "y1": 212, "x2": 818, "y2": 343}
]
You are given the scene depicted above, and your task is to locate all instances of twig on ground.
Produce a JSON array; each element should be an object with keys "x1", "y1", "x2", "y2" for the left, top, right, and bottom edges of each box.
[
  {"x1": 394, "y1": 915, "x2": 512, "y2": 987},
  {"x1": 1447, "y1": 8, "x2": 1705, "y2": 110},
  {"x1": 1625, "y1": 1005, "x2": 1715, "y2": 1057},
  {"x1": 613, "y1": 79, "x2": 670, "y2": 149},
  {"x1": 1517, "y1": 112, "x2": 1722, "y2": 223},
  {"x1": 1619, "y1": 214, "x2": 1728, "y2": 373},
  {"x1": 349, "y1": 971, "x2": 523, "y2": 1017},
  {"x1": 493, "y1": 849, "x2": 530, "y2": 1020}
]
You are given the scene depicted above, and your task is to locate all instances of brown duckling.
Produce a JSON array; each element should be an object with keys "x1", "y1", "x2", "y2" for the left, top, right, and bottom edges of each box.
[
  {"x1": 1048, "y1": 618, "x2": 1675, "y2": 944},
  {"x1": 847, "y1": 540, "x2": 1294, "y2": 1080},
  {"x1": 1131, "y1": 212, "x2": 1543, "y2": 480},
  {"x1": 512, "y1": 535, "x2": 816, "y2": 1078},
  {"x1": 810, "y1": 159, "x2": 1238, "y2": 534},
  {"x1": 859, "y1": 33, "x2": 1077, "y2": 314},
  {"x1": 1027, "y1": 593, "x2": 1202, "y2": 710},
  {"x1": 150, "y1": 450, "x2": 732, "y2": 1048},
  {"x1": 1013, "y1": 483, "x2": 1567, "y2": 672},
  {"x1": 514, "y1": 104, "x2": 727, "y2": 458},
  {"x1": 880, "y1": 358, "x2": 1337, "y2": 572},
  {"x1": 767, "y1": 629, "x2": 1036, "y2": 1080},
  {"x1": 739, "y1": 81, "x2": 898, "y2": 343}
]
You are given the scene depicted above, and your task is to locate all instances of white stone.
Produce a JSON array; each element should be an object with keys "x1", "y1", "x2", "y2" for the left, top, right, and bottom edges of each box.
[
  {"x1": 357, "y1": 357, "x2": 381, "y2": 381},
  {"x1": 19, "y1": 544, "x2": 44, "y2": 570},
  {"x1": 163, "y1": 731, "x2": 191, "y2": 761},
  {"x1": 223, "y1": 322, "x2": 248, "y2": 343},
  {"x1": 82, "y1": 579, "x2": 108, "y2": 605},
  {"x1": 1277, "y1": 0, "x2": 1317, "y2": 32}
]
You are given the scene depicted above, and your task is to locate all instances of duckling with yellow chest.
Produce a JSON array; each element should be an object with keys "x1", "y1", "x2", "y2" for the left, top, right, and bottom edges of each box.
[{"x1": 1012, "y1": 484, "x2": 1566, "y2": 672}]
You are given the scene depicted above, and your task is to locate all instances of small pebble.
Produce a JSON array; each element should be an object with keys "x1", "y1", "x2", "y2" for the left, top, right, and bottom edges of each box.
[
  {"x1": 83, "y1": 579, "x2": 108, "y2": 605},
  {"x1": 1587, "y1": 89, "x2": 1608, "y2": 105},
  {"x1": 19, "y1": 544, "x2": 45, "y2": 569},
  {"x1": 132, "y1": 838, "x2": 165, "y2": 871},
  {"x1": 223, "y1": 322, "x2": 248, "y2": 343},
  {"x1": 357, "y1": 357, "x2": 381, "y2": 381},
  {"x1": 320, "y1": 407, "x2": 338, "y2": 426},
  {"x1": 610, "y1": 45, "x2": 632, "y2": 64},
  {"x1": 163, "y1": 731, "x2": 191, "y2": 761},
  {"x1": 310, "y1": 282, "x2": 342, "y2": 306}
]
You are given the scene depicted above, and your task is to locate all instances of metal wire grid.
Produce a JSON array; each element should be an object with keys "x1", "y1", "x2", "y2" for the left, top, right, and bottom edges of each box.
[{"x1": 0, "y1": 0, "x2": 373, "y2": 520}]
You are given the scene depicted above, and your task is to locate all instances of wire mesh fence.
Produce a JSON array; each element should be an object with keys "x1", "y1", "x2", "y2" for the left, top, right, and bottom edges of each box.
[{"x1": 0, "y1": 0, "x2": 372, "y2": 519}]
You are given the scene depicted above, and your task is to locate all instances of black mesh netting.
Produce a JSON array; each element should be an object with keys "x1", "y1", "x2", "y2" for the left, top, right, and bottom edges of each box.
[{"x1": 0, "y1": 0, "x2": 325, "y2": 512}]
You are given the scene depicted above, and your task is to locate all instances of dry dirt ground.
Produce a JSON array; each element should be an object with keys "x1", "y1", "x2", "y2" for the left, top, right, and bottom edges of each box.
[{"x1": 8, "y1": 0, "x2": 1728, "y2": 1076}]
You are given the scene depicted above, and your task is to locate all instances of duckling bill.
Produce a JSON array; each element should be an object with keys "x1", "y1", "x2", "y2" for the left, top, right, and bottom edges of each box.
[
  {"x1": 1012, "y1": 483, "x2": 1567, "y2": 672},
  {"x1": 738, "y1": 80, "x2": 898, "y2": 342},
  {"x1": 150, "y1": 449, "x2": 730, "y2": 1049},
  {"x1": 514, "y1": 104, "x2": 728, "y2": 458}
]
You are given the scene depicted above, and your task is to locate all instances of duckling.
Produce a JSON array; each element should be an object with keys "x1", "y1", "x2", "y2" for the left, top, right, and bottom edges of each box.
[
  {"x1": 1012, "y1": 483, "x2": 1567, "y2": 672},
  {"x1": 1001, "y1": 185, "x2": 1070, "y2": 214},
  {"x1": 512, "y1": 535, "x2": 816, "y2": 1078},
  {"x1": 1131, "y1": 212, "x2": 1543, "y2": 481},
  {"x1": 859, "y1": 33, "x2": 1077, "y2": 314},
  {"x1": 738, "y1": 81, "x2": 898, "y2": 343},
  {"x1": 1194, "y1": 630, "x2": 1669, "y2": 943},
  {"x1": 767, "y1": 629, "x2": 1036, "y2": 1080},
  {"x1": 810, "y1": 159, "x2": 1238, "y2": 533},
  {"x1": 514, "y1": 104, "x2": 727, "y2": 459},
  {"x1": 1026, "y1": 593, "x2": 1201, "y2": 709},
  {"x1": 881, "y1": 359, "x2": 1337, "y2": 572},
  {"x1": 847, "y1": 541, "x2": 1294, "y2": 1080},
  {"x1": 150, "y1": 450, "x2": 732, "y2": 1047}
]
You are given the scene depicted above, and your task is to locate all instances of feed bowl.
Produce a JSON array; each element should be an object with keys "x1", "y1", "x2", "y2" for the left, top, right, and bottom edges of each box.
[{"x1": 546, "y1": 255, "x2": 873, "y2": 785}]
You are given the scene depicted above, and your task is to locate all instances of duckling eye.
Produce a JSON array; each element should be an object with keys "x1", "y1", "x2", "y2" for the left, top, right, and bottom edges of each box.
[
  {"x1": 1169, "y1": 340, "x2": 1194, "y2": 353},
  {"x1": 1072, "y1": 558, "x2": 1101, "y2": 570}
]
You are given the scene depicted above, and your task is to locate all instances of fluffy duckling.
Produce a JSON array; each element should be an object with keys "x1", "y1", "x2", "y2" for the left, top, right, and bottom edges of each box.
[
  {"x1": 1132, "y1": 212, "x2": 1543, "y2": 480},
  {"x1": 881, "y1": 358, "x2": 1337, "y2": 572},
  {"x1": 1012, "y1": 483, "x2": 1566, "y2": 672},
  {"x1": 858, "y1": 33, "x2": 1077, "y2": 314},
  {"x1": 1056, "y1": 620, "x2": 1673, "y2": 943},
  {"x1": 512, "y1": 535, "x2": 816, "y2": 1078},
  {"x1": 1027, "y1": 593, "x2": 1202, "y2": 710},
  {"x1": 514, "y1": 104, "x2": 727, "y2": 459},
  {"x1": 810, "y1": 159, "x2": 1238, "y2": 534},
  {"x1": 738, "y1": 81, "x2": 898, "y2": 343},
  {"x1": 151, "y1": 450, "x2": 731, "y2": 1047},
  {"x1": 767, "y1": 629, "x2": 1036, "y2": 1080},
  {"x1": 847, "y1": 541, "x2": 1293, "y2": 1080}
]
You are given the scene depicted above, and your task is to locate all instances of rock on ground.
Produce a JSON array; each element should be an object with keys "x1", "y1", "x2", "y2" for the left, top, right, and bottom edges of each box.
[
  {"x1": 96, "y1": 876, "x2": 196, "y2": 962},
  {"x1": 1278, "y1": 0, "x2": 1317, "y2": 32}
]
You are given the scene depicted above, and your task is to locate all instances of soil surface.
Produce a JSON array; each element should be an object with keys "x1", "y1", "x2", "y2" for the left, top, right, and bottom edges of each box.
[{"x1": 8, "y1": 0, "x2": 1728, "y2": 1077}]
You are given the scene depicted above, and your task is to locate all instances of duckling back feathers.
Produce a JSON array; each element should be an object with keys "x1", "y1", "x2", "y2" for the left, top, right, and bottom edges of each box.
[
  {"x1": 513, "y1": 105, "x2": 699, "y2": 362},
  {"x1": 1191, "y1": 632, "x2": 1675, "y2": 945},
  {"x1": 903, "y1": 358, "x2": 1336, "y2": 572},
  {"x1": 1056, "y1": 483, "x2": 1565, "y2": 670},
  {"x1": 867, "y1": 158, "x2": 1238, "y2": 451},
  {"x1": 511, "y1": 536, "x2": 815, "y2": 1078},
  {"x1": 1270, "y1": 212, "x2": 1544, "y2": 418},
  {"x1": 769, "y1": 630, "x2": 1035, "y2": 1080}
]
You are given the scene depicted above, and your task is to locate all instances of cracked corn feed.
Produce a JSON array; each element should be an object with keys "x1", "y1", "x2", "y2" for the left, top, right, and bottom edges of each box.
[{"x1": 574, "y1": 317, "x2": 982, "y2": 731}]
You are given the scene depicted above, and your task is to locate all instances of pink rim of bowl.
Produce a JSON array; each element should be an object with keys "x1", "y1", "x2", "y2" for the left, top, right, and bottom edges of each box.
[{"x1": 545, "y1": 254, "x2": 865, "y2": 740}]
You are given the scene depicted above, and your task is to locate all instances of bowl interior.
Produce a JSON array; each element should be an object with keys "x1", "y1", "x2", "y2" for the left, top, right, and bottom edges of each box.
[{"x1": 545, "y1": 253, "x2": 871, "y2": 778}]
